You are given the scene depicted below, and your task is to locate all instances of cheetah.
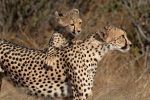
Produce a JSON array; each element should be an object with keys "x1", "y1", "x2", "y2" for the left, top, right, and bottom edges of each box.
[
  {"x1": 45, "y1": 8, "x2": 82, "y2": 68},
  {"x1": 45, "y1": 25, "x2": 132, "y2": 100},
  {"x1": 0, "y1": 8, "x2": 82, "y2": 99}
]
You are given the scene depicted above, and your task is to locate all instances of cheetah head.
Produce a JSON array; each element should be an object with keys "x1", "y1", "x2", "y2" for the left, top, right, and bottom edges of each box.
[
  {"x1": 55, "y1": 9, "x2": 82, "y2": 37},
  {"x1": 100, "y1": 25, "x2": 132, "y2": 52}
]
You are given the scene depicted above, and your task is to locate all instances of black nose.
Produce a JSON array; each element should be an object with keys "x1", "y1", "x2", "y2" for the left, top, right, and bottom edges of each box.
[
  {"x1": 72, "y1": 32, "x2": 75, "y2": 34},
  {"x1": 129, "y1": 44, "x2": 132, "y2": 47},
  {"x1": 77, "y1": 30, "x2": 81, "y2": 33}
]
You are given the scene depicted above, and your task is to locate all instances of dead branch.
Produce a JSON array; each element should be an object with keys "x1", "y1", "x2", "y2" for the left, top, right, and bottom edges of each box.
[
  {"x1": 144, "y1": 46, "x2": 149, "y2": 73},
  {"x1": 134, "y1": 24, "x2": 144, "y2": 53},
  {"x1": 133, "y1": 22, "x2": 150, "y2": 42},
  {"x1": 122, "y1": 0, "x2": 150, "y2": 43}
]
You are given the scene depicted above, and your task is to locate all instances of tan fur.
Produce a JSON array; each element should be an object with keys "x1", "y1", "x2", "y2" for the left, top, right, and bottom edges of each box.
[
  {"x1": 45, "y1": 9, "x2": 82, "y2": 68},
  {"x1": 44, "y1": 25, "x2": 132, "y2": 100}
]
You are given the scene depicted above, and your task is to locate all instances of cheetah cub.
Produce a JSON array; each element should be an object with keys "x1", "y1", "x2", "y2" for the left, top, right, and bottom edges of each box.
[{"x1": 45, "y1": 9, "x2": 82, "y2": 68}]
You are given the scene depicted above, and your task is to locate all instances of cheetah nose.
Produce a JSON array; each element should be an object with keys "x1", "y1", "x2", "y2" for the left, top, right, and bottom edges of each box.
[
  {"x1": 77, "y1": 30, "x2": 81, "y2": 33},
  {"x1": 72, "y1": 32, "x2": 75, "y2": 34},
  {"x1": 128, "y1": 41, "x2": 132, "y2": 47},
  {"x1": 129, "y1": 43, "x2": 132, "y2": 47}
]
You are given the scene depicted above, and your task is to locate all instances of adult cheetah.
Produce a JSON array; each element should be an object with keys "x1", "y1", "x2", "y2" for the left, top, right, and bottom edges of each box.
[
  {"x1": 0, "y1": 8, "x2": 82, "y2": 99},
  {"x1": 45, "y1": 25, "x2": 132, "y2": 100}
]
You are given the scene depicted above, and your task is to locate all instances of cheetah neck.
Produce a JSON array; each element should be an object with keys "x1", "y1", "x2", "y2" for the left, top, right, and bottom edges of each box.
[
  {"x1": 54, "y1": 26, "x2": 74, "y2": 40},
  {"x1": 54, "y1": 26, "x2": 66, "y2": 33},
  {"x1": 86, "y1": 40, "x2": 111, "y2": 62},
  {"x1": 52, "y1": 26, "x2": 75, "y2": 48},
  {"x1": 47, "y1": 26, "x2": 74, "y2": 50}
]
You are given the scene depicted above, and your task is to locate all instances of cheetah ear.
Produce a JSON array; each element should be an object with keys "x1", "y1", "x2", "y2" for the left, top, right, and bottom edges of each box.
[
  {"x1": 103, "y1": 25, "x2": 117, "y2": 42},
  {"x1": 98, "y1": 26, "x2": 110, "y2": 42},
  {"x1": 104, "y1": 25, "x2": 114, "y2": 32},
  {"x1": 97, "y1": 31, "x2": 106, "y2": 42},
  {"x1": 69, "y1": 9, "x2": 79, "y2": 18},
  {"x1": 54, "y1": 11, "x2": 67, "y2": 27},
  {"x1": 71, "y1": 9, "x2": 79, "y2": 14},
  {"x1": 55, "y1": 11, "x2": 64, "y2": 17}
]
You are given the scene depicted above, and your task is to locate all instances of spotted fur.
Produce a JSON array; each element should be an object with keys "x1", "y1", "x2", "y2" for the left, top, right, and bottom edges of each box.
[
  {"x1": 0, "y1": 8, "x2": 82, "y2": 99},
  {"x1": 45, "y1": 25, "x2": 132, "y2": 100},
  {"x1": 0, "y1": 39, "x2": 70, "y2": 99},
  {"x1": 0, "y1": 26, "x2": 131, "y2": 100},
  {"x1": 45, "y1": 8, "x2": 82, "y2": 68}
]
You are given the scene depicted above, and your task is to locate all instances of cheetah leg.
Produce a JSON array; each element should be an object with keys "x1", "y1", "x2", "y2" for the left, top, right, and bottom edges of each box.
[
  {"x1": 45, "y1": 56, "x2": 57, "y2": 69},
  {"x1": 0, "y1": 72, "x2": 4, "y2": 91},
  {"x1": 0, "y1": 67, "x2": 4, "y2": 72},
  {"x1": 71, "y1": 81, "x2": 88, "y2": 100},
  {"x1": 87, "y1": 95, "x2": 93, "y2": 100},
  {"x1": 44, "y1": 96, "x2": 54, "y2": 100},
  {"x1": 70, "y1": 72, "x2": 92, "y2": 100}
]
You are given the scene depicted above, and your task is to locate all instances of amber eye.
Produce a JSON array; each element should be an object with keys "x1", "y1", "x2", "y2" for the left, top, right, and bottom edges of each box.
[
  {"x1": 79, "y1": 21, "x2": 82, "y2": 24},
  {"x1": 121, "y1": 35, "x2": 125, "y2": 39},
  {"x1": 70, "y1": 24, "x2": 74, "y2": 26},
  {"x1": 58, "y1": 13, "x2": 63, "y2": 17}
]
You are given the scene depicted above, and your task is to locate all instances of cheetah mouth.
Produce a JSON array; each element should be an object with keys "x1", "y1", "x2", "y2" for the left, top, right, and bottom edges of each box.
[
  {"x1": 71, "y1": 32, "x2": 76, "y2": 36},
  {"x1": 121, "y1": 43, "x2": 128, "y2": 50},
  {"x1": 71, "y1": 32, "x2": 80, "y2": 36},
  {"x1": 121, "y1": 38, "x2": 129, "y2": 50},
  {"x1": 120, "y1": 43, "x2": 130, "y2": 52},
  {"x1": 68, "y1": 33, "x2": 75, "y2": 39}
]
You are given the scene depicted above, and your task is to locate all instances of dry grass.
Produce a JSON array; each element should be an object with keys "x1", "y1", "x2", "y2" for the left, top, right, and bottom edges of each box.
[{"x1": 92, "y1": 52, "x2": 150, "y2": 100}]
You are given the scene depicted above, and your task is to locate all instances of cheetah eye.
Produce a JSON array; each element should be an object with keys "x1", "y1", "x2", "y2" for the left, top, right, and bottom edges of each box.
[
  {"x1": 79, "y1": 21, "x2": 82, "y2": 24},
  {"x1": 121, "y1": 35, "x2": 125, "y2": 39},
  {"x1": 70, "y1": 24, "x2": 74, "y2": 26},
  {"x1": 116, "y1": 35, "x2": 124, "y2": 40},
  {"x1": 58, "y1": 13, "x2": 63, "y2": 17}
]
